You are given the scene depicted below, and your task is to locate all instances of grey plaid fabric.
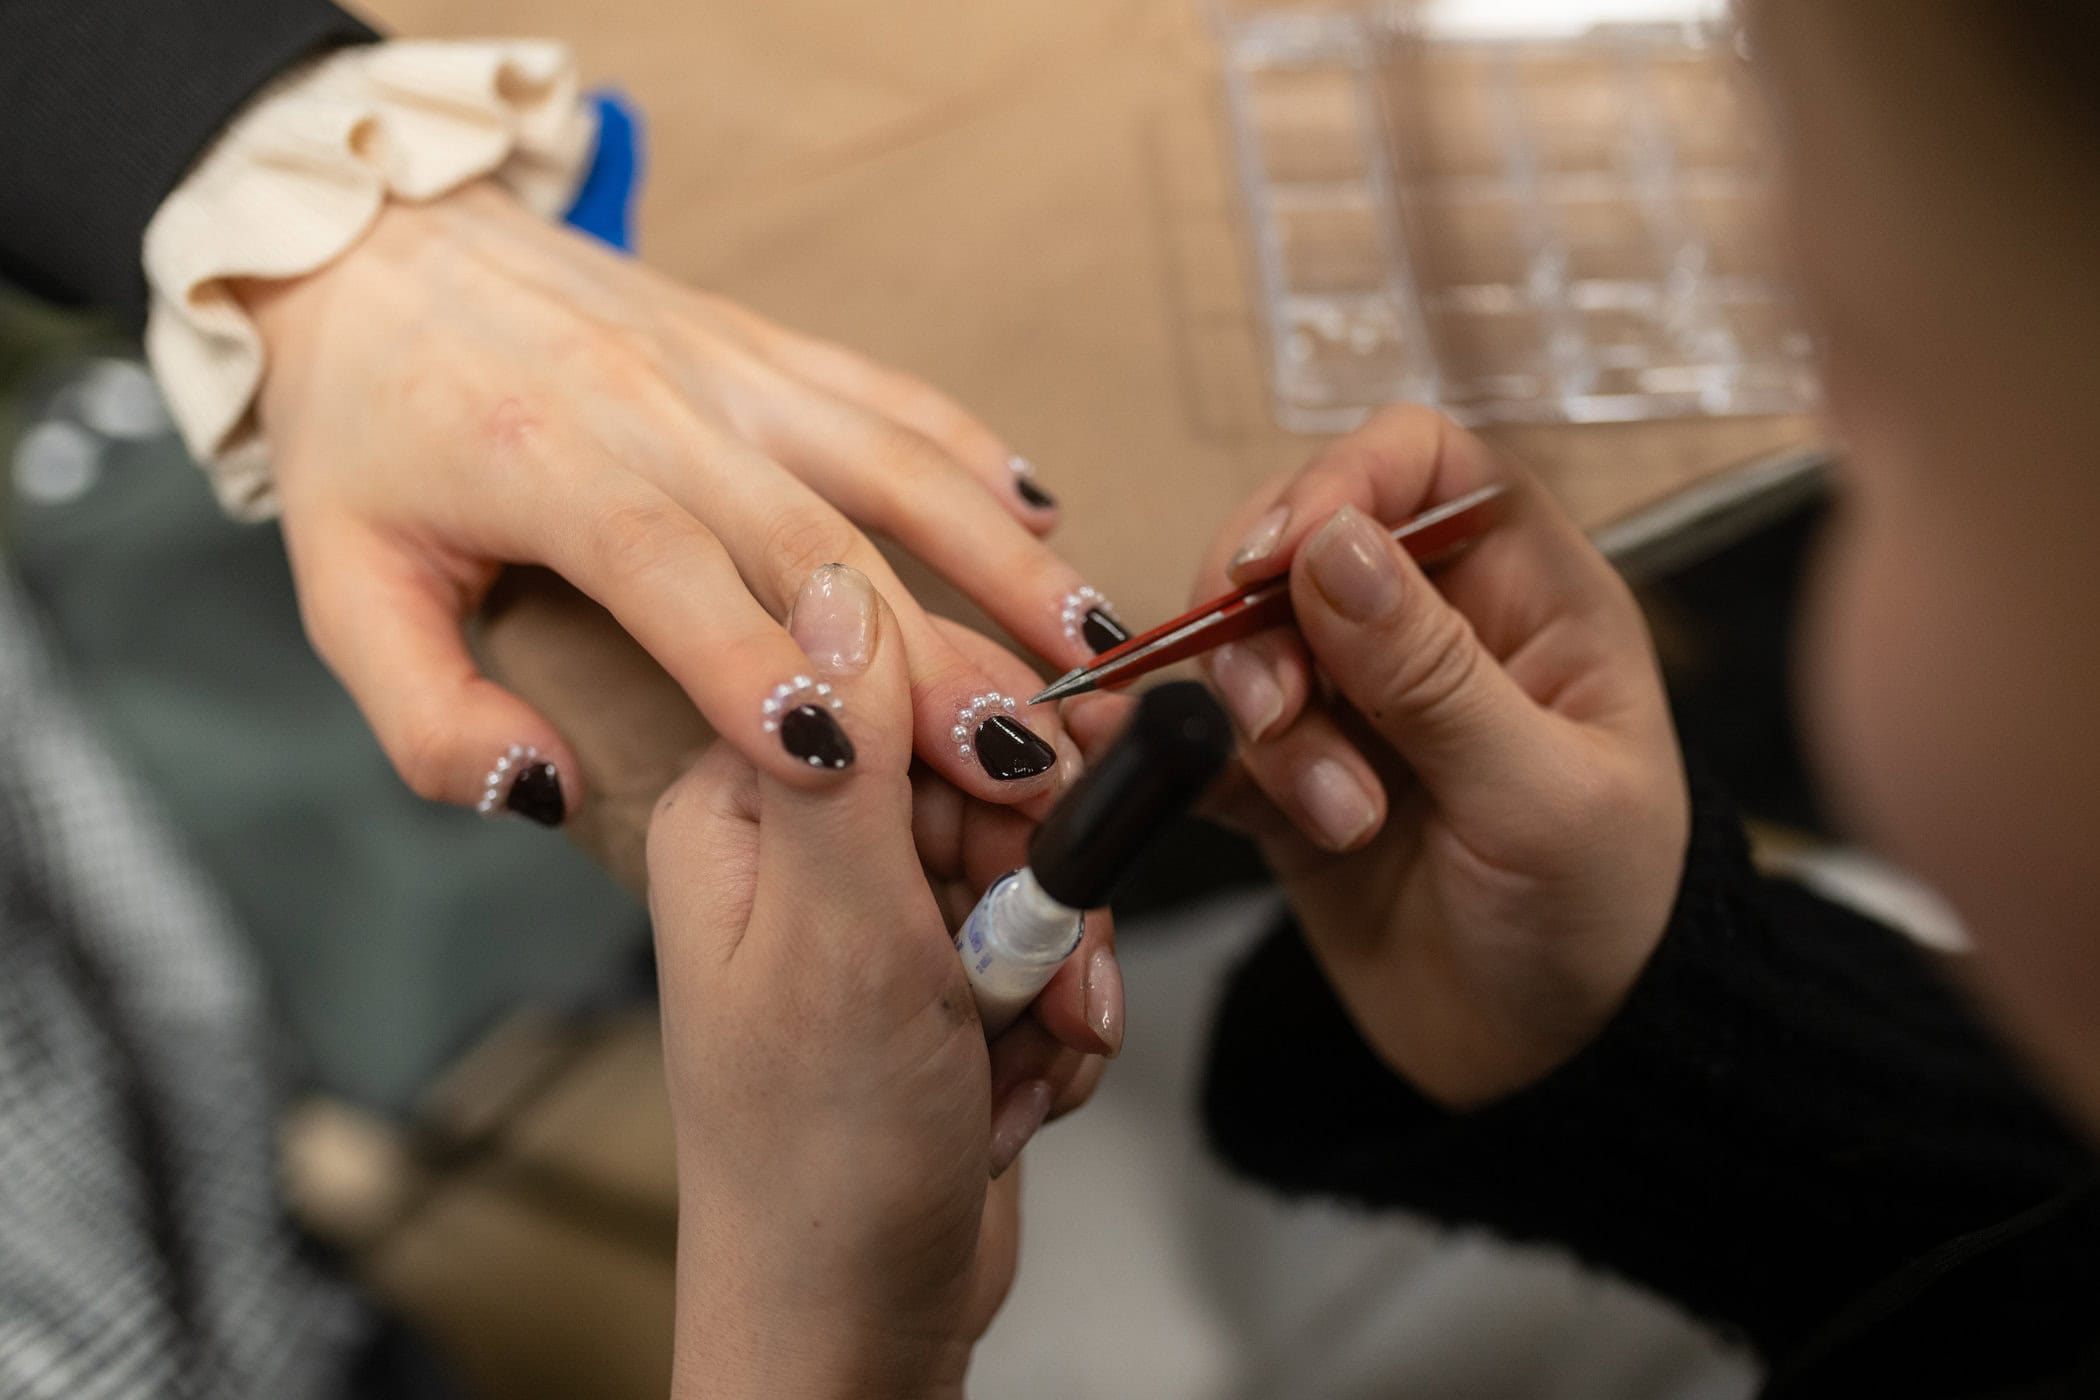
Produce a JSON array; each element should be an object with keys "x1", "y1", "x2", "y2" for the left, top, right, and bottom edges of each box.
[{"x1": 0, "y1": 581, "x2": 368, "y2": 1399}]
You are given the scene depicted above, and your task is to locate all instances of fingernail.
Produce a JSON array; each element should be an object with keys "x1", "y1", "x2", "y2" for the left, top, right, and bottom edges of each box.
[
  {"x1": 1230, "y1": 504, "x2": 1291, "y2": 574},
  {"x1": 1061, "y1": 585, "x2": 1128, "y2": 656},
  {"x1": 1306, "y1": 506, "x2": 1402, "y2": 622},
  {"x1": 788, "y1": 563, "x2": 875, "y2": 673},
  {"x1": 479, "y1": 744, "x2": 565, "y2": 826},
  {"x1": 1053, "y1": 727, "x2": 1087, "y2": 795},
  {"x1": 1010, "y1": 455, "x2": 1058, "y2": 511},
  {"x1": 954, "y1": 695, "x2": 1057, "y2": 781},
  {"x1": 1084, "y1": 946, "x2": 1125, "y2": 1058},
  {"x1": 1210, "y1": 643, "x2": 1283, "y2": 740},
  {"x1": 989, "y1": 1079, "x2": 1055, "y2": 1178},
  {"x1": 763, "y1": 676, "x2": 855, "y2": 770},
  {"x1": 1299, "y1": 756, "x2": 1379, "y2": 849}
]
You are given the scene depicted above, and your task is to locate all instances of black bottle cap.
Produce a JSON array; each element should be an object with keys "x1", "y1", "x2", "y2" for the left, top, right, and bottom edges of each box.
[{"x1": 1028, "y1": 681, "x2": 1234, "y2": 910}]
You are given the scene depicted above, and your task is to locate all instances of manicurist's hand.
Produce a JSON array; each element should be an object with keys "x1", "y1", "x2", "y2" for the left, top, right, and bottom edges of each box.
[
  {"x1": 241, "y1": 182, "x2": 1101, "y2": 827},
  {"x1": 1082, "y1": 408, "x2": 1690, "y2": 1108},
  {"x1": 648, "y1": 564, "x2": 1112, "y2": 1400}
]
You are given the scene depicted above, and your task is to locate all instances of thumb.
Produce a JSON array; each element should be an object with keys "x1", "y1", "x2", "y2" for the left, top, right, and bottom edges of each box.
[
  {"x1": 753, "y1": 564, "x2": 920, "y2": 887},
  {"x1": 1290, "y1": 504, "x2": 1554, "y2": 810},
  {"x1": 290, "y1": 524, "x2": 582, "y2": 825}
]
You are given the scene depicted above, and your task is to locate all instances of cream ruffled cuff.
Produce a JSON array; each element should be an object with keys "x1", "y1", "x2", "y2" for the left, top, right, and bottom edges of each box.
[{"x1": 143, "y1": 40, "x2": 597, "y2": 520}]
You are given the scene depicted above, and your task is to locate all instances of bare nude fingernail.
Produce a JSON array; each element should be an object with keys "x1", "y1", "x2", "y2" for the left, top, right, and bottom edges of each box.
[
  {"x1": 1210, "y1": 643, "x2": 1284, "y2": 740},
  {"x1": 1299, "y1": 757, "x2": 1379, "y2": 849},
  {"x1": 989, "y1": 1079, "x2": 1055, "y2": 1178},
  {"x1": 1230, "y1": 505, "x2": 1291, "y2": 574},
  {"x1": 788, "y1": 563, "x2": 875, "y2": 673},
  {"x1": 1084, "y1": 946, "x2": 1125, "y2": 1058}
]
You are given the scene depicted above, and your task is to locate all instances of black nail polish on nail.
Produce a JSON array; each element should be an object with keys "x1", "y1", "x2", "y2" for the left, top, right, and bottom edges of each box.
[
  {"x1": 1061, "y1": 586, "x2": 1126, "y2": 656},
  {"x1": 975, "y1": 715, "x2": 1056, "y2": 780},
  {"x1": 1081, "y1": 607, "x2": 1128, "y2": 654},
  {"x1": 1010, "y1": 455, "x2": 1057, "y2": 510},
  {"x1": 781, "y1": 703, "x2": 855, "y2": 769},
  {"x1": 764, "y1": 677, "x2": 853, "y2": 770},
  {"x1": 507, "y1": 763, "x2": 566, "y2": 826},
  {"x1": 480, "y1": 744, "x2": 565, "y2": 826}
]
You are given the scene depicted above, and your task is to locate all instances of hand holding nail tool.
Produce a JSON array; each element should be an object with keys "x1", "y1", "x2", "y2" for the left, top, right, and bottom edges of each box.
[
  {"x1": 1028, "y1": 483, "x2": 1511, "y2": 705},
  {"x1": 956, "y1": 682, "x2": 1232, "y2": 1035}
]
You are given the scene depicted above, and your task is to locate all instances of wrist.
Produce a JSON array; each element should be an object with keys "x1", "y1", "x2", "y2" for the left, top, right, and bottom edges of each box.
[
  {"x1": 672, "y1": 1226, "x2": 973, "y2": 1400},
  {"x1": 672, "y1": 1306, "x2": 969, "y2": 1400}
]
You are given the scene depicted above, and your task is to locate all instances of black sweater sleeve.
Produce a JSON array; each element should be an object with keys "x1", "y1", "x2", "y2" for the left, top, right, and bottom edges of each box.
[
  {"x1": 0, "y1": 0, "x2": 380, "y2": 325},
  {"x1": 1202, "y1": 766, "x2": 2100, "y2": 1397}
]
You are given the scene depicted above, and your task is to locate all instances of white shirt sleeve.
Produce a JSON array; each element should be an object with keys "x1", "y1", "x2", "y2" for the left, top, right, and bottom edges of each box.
[{"x1": 142, "y1": 40, "x2": 597, "y2": 521}]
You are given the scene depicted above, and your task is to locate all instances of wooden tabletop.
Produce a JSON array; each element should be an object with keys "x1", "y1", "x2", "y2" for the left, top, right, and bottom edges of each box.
[{"x1": 361, "y1": 0, "x2": 1817, "y2": 629}]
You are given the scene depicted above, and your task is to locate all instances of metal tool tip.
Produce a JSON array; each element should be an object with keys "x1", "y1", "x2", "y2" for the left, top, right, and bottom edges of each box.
[{"x1": 1028, "y1": 669, "x2": 1095, "y2": 705}]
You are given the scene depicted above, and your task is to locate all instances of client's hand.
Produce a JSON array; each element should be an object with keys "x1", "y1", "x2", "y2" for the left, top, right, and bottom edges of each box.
[
  {"x1": 1080, "y1": 408, "x2": 1688, "y2": 1108},
  {"x1": 241, "y1": 182, "x2": 1095, "y2": 825},
  {"x1": 648, "y1": 564, "x2": 1110, "y2": 1400}
]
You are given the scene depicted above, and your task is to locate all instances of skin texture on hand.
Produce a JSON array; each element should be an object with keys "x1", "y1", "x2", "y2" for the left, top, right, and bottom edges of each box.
[
  {"x1": 647, "y1": 568, "x2": 1109, "y2": 1399},
  {"x1": 1081, "y1": 407, "x2": 1691, "y2": 1109},
  {"x1": 238, "y1": 180, "x2": 1108, "y2": 826}
]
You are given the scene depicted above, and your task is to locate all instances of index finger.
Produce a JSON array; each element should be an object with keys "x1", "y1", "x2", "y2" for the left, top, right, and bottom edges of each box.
[{"x1": 1221, "y1": 407, "x2": 1632, "y2": 660}]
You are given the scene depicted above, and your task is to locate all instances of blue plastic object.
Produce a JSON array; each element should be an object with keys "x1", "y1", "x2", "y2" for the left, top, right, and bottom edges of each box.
[{"x1": 562, "y1": 90, "x2": 644, "y2": 252}]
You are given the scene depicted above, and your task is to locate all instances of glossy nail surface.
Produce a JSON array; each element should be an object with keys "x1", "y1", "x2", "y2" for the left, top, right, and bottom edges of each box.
[
  {"x1": 780, "y1": 703, "x2": 855, "y2": 770},
  {"x1": 989, "y1": 1079, "x2": 1054, "y2": 1179},
  {"x1": 1084, "y1": 945, "x2": 1125, "y2": 1057},
  {"x1": 975, "y1": 714, "x2": 1057, "y2": 781},
  {"x1": 1210, "y1": 643, "x2": 1283, "y2": 740},
  {"x1": 765, "y1": 677, "x2": 853, "y2": 770},
  {"x1": 1306, "y1": 506, "x2": 1402, "y2": 622},
  {"x1": 1062, "y1": 586, "x2": 1128, "y2": 657},
  {"x1": 1230, "y1": 504, "x2": 1291, "y2": 574},
  {"x1": 1010, "y1": 455, "x2": 1057, "y2": 510},
  {"x1": 480, "y1": 744, "x2": 564, "y2": 826},
  {"x1": 788, "y1": 563, "x2": 875, "y2": 672},
  {"x1": 1299, "y1": 756, "x2": 1379, "y2": 850},
  {"x1": 507, "y1": 762, "x2": 566, "y2": 826}
]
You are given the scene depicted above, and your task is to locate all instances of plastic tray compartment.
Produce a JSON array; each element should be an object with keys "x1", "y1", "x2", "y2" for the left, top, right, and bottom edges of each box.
[{"x1": 1213, "y1": 0, "x2": 1818, "y2": 431}]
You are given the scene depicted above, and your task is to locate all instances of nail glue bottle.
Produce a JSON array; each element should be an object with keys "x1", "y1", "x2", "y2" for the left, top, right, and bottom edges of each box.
[{"x1": 956, "y1": 682, "x2": 1232, "y2": 1035}]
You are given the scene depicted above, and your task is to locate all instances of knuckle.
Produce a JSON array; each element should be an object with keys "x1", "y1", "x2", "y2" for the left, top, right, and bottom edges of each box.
[
  {"x1": 1372, "y1": 612, "x2": 1483, "y2": 726},
  {"x1": 589, "y1": 499, "x2": 699, "y2": 586},
  {"x1": 861, "y1": 427, "x2": 955, "y2": 518}
]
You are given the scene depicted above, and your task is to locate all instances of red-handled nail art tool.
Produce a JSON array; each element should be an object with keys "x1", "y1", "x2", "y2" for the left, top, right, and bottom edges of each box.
[{"x1": 1028, "y1": 482, "x2": 1511, "y2": 705}]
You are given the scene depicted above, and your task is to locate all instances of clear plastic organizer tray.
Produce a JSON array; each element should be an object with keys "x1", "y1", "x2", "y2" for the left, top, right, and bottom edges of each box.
[{"x1": 1211, "y1": 0, "x2": 1820, "y2": 431}]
